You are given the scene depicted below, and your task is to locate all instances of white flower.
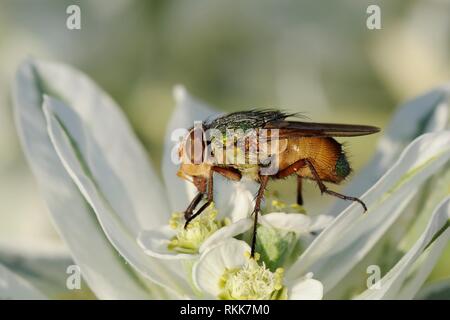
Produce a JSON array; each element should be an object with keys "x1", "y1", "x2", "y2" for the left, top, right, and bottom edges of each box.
[
  {"x1": 193, "y1": 238, "x2": 323, "y2": 300},
  {"x1": 3, "y1": 59, "x2": 450, "y2": 300},
  {"x1": 137, "y1": 204, "x2": 235, "y2": 260}
]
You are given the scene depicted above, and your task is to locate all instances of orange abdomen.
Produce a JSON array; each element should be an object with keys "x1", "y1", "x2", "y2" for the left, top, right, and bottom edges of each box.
[{"x1": 277, "y1": 137, "x2": 350, "y2": 183}]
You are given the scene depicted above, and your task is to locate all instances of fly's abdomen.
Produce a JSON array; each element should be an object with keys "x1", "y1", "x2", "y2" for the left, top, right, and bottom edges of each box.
[
  {"x1": 335, "y1": 152, "x2": 351, "y2": 179},
  {"x1": 279, "y1": 137, "x2": 349, "y2": 183}
]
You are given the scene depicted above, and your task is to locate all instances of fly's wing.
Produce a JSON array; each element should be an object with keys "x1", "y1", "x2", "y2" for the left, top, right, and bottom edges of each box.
[{"x1": 263, "y1": 121, "x2": 380, "y2": 138}]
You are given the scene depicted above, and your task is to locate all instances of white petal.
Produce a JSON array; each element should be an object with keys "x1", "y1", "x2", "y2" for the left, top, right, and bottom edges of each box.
[
  {"x1": 308, "y1": 215, "x2": 335, "y2": 232},
  {"x1": 13, "y1": 59, "x2": 155, "y2": 299},
  {"x1": 260, "y1": 213, "x2": 333, "y2": 235},
  {"x1": 330, "y1": 87, "x2": 449, "y2": 215},
  {"x1": 0, "y1": 263, "x2": 46, "y2": 300},
  {"x1": 355, "y1": 197, "x2": 450, "y2": 300},
  {"x1": 199, "y1": 218, "x2": 253, "y2": 253},
  {"x1": 286, "y1": 131, "x2": 450, "y2": 294},
  {"x1": 162, "y1": 85, "x2": 218, "y2": 212},
  {"x1": 193, "y1": 239, "x2": 250, "y2": 297},
  {"x1": 43, "y1": 97, "x2": 193, "y2": 297},
  {"x1": 214, "y1": 177, "x2": 257, "y2": 221},
  {"x1": 289, "y1": 277, "x2": 323, "y2": 300},
  {"x1": 260, "y1": 213, "x2": 312, "y2": 234},
  {"x1": 137, "y1": 227, "x2": 196, "y2": 260}
]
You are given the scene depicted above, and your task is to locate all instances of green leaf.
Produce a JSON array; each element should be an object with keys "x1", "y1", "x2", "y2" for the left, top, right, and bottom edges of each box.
[
  {"x1": 0, "y1": 263, "x2": 46, "y2": 299},
  {"x1": 355, "y1": 197, "x2": 450, "y2": 299},
  {"x1": 256, "y1": 225, "x2": 298, "y2": 271}
]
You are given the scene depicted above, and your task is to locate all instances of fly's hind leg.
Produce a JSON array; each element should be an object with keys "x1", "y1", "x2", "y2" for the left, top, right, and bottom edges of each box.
[
  {"x1": 275, "y1": 159, "x2": 306, "y2": 206},
  {"x1": 305, "y1": 158, "x2": 367, "y2": 212}
]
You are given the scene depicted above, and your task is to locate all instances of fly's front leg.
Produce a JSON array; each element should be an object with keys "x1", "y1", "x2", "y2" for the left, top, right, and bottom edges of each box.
[
  {"x1": 250, "y1": 174, "x2": 269, "y2": 258},
  {"x1": 184, "y1": 171, "x2": 214, "y2": 229},
  {"x1": 305, "y1": 158, "x2": 367, "y2": 212},
  {"x1": 184, "y1": 176, "x2": 207, "y2": 220},
  {"x1": 184, "y1": 166, "x2": 242, "y2": 229},
  {"x1": 184, "y1": 192, "x2": 204, "y2": 220}
]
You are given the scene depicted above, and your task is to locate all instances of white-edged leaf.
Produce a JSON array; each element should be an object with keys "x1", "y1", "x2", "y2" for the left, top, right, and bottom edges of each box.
[
  {"x1": 13, "y1": 59, "x2": 155, "y2": 299},
  {"x1": 0, "y1": 263, "x2": 46, "y2": 300},
  {"x1": 0, "y1": 243, "x2": 75, "y2": 299},
  {"x1": 415, "y1": 278, "x2": 450, "y2": 300},
  {"x1": 43, "y1": 96, "x2": 193, "y2": 297},
  {"x1": 355, "y1": 197, "x2": 450, "y2": 300},
  {"x1": 286, "y1": 131, "x2": 450, "y2": 294},
  {"x1": 330, "y1": 86, "x2": 449, "y2": 215},
  {"x1": 33, "y1": 59, "x2": 169, "y2": 230}
]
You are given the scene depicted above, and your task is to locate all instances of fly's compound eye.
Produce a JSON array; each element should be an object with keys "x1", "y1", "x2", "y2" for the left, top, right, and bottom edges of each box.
[{"x1": 183, "y1": 127, "x2": 206, "y2": 164}]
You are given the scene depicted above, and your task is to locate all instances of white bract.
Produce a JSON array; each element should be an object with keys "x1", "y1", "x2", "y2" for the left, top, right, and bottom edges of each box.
[{"x1": 3, "y1": 59, "x2": 449, "y2": 300}]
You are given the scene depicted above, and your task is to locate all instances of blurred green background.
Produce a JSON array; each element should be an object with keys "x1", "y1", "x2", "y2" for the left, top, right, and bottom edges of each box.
[{"x1": 0, "y1": 0, "x2": 448, "y2": 284}]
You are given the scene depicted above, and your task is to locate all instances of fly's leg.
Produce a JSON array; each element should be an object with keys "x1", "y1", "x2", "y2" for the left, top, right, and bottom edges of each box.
[
  {"x1": 184, "y1": 167, "x2": 242, "y2": 228},
  {"x1": 183, "y1": 192, "x2": 204, "y2": 220},
  {"x1": 305, "y1": 158, "x2": 367, "y2": 212},
  {"x1": 212, "y1": 166, "x2": 242, "y2": 181},
  {"x1": 297, "y1": 176, "x2": 303, "y2": 206},
  {"x1": 250, "y1": 175, "x2": 269, "y2": 258},
  {"x1": 275, "y1": 159, "x2": 306, "y2": 205},
  {"x1": 184, "y1": 171, "x2": 214, "y2": 229}
]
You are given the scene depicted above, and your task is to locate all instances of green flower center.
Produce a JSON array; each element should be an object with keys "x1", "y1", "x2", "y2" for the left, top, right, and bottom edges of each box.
[
  {"x1": 167, "y1": 204, "x2": 228, "y2": 254},
  {"x1": 218, "y1": 253, "x2": 287, "y2": 300}
]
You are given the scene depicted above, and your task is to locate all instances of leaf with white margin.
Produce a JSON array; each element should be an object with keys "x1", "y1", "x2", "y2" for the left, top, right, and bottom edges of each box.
[
  {"x1": 395, "y1": 234, "x2": 448, "y2": 300},
  {"x1": 286, "y1": 131, "x2": 450, "y2": 294},
  {"x1": 0, "y1": 263, "x2": 46, "y2": 300},
  {"x1": 355, "y1": 197, "x2": 450, "y2": 300},
  {"x1": 0, "y1": 243, "x2": 76, "y2": 299},
  {"x1": 33, "y1": 60, "x2": 169, "y2": 231},
  {"x1": 415, "y1": 279, "x2": 450, "y2": 300},
  {"x1": 162, "y1": 86, "x2": 257, "y2": 220},
  {"x1": 43, "y1": 96, "x2": 194, "y2": 297},
  {"x1": 13, "y1": 59, "x2": 155, "y2": 299},
  {"x1": 330, "y1": 86, "x2": 449, "y2": 215}
]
